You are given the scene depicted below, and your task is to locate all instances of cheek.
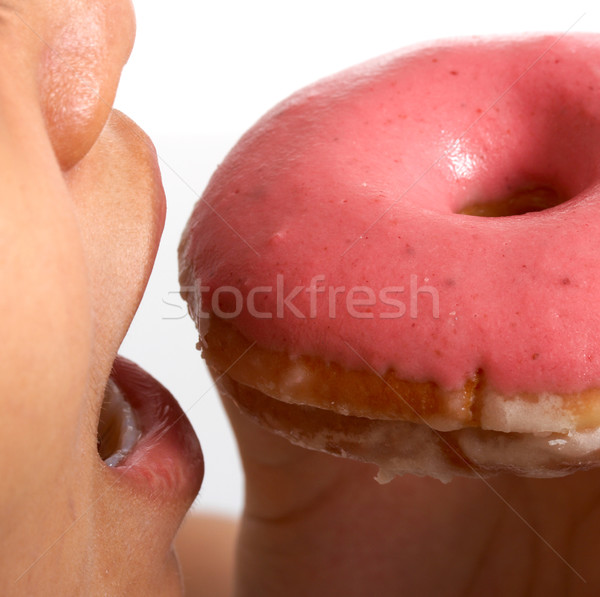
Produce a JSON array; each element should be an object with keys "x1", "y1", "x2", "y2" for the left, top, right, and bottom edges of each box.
[{"x1": 39, "y1": 0, "x2": 136, "y2": 170}]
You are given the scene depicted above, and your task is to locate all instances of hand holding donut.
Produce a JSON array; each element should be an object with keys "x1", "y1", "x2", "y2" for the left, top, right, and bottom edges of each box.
[
  {"x1": 180, "y1": 34, "x2": 600, "y2": 595},
  {"x1": 224, "y1": 401, "x2": 600, "y2": 596}
]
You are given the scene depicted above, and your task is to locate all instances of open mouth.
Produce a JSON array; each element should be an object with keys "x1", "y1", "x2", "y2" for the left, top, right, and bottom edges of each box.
[
  {"x1": 96, "y1": 356, "x2": 204, "y2": 497},
  {"x1": 97, "y1": 378, "x2": 142, "y2": 467}
]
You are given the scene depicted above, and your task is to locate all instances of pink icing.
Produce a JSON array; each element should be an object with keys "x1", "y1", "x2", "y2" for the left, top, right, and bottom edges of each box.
[{"x1": 180, "y1": 34, "x2": 600, "y2": 394}]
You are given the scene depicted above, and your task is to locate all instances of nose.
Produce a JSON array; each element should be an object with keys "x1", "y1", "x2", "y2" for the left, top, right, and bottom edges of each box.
[{"x1": 38, "y1": 0, "x2": 137, "y2": 169}]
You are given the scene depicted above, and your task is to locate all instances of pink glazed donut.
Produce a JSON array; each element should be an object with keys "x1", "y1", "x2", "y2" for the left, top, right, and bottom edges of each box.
[{"x1": 180, "y1": 34, "x2": 600, "y2": 480}]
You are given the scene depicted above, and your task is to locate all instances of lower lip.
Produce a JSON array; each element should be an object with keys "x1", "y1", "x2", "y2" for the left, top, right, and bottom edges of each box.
[{"x1": 107, "y1": 356, "x2": 204, "y2": 498}]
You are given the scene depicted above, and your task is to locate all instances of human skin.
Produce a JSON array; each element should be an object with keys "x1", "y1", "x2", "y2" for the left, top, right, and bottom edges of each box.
[
  {"x1": 9, "y1": 0, "x2": 600, "y2": 593},
  {"x1": 223, "y1": 397, "x2": 600, "y2": 596},
  {"x1": 0, "y1": 1, "x2": 205, "y2": 595},
  {"x1": 176, "y1": 31, "x2": 600, "y2": 596}
]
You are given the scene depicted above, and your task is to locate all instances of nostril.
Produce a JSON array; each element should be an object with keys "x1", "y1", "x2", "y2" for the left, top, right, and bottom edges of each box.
[{"x1": 457, "y1": 185, "x2": 568, "y2": 217}]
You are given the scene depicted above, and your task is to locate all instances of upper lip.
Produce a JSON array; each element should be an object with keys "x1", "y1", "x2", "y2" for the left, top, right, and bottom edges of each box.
[{"x1": 105, "y1": 356, "x2": 204, "y2": 500}]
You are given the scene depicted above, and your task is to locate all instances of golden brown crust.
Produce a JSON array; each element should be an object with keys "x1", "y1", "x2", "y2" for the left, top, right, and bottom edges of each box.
[
  {"x1": 202, "y1": 314, "x2": 480, "y2": 430},
  {"x1": 217, "y1": 372, "x2": 477, "y2": 477},
  {"x1": 202, "y1": 314, "x2": 600, "y2": 434}
]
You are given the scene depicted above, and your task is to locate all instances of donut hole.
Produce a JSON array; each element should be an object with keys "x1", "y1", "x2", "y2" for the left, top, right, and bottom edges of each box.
[{"x1": 457, "y1": 184, "x2": 567, "y2": 217}]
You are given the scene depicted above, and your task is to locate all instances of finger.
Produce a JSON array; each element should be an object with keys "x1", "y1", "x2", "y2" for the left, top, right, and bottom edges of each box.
[{"x1": 218, "y1": 375, "x2": 366, "y2": 520}]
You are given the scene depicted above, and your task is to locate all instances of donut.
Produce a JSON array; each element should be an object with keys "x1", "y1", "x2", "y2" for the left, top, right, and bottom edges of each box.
[{"x1": 179, "y1": 34, "x2": 600, "y2": 480}]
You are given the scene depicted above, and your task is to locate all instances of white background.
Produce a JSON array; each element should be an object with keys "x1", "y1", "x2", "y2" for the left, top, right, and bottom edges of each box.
[{"x1": 115, "y1": 1, "x2": 600, "y2": 517}]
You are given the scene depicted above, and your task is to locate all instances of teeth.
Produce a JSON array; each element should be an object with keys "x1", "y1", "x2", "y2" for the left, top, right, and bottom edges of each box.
[{"x1": 97, "y1": 379, "x2": 142, "y2": 467}]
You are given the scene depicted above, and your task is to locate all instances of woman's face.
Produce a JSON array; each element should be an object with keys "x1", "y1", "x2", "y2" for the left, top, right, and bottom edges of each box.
[{"x1": 1, "y1": 1, "x2": 203, "y2": 594}]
